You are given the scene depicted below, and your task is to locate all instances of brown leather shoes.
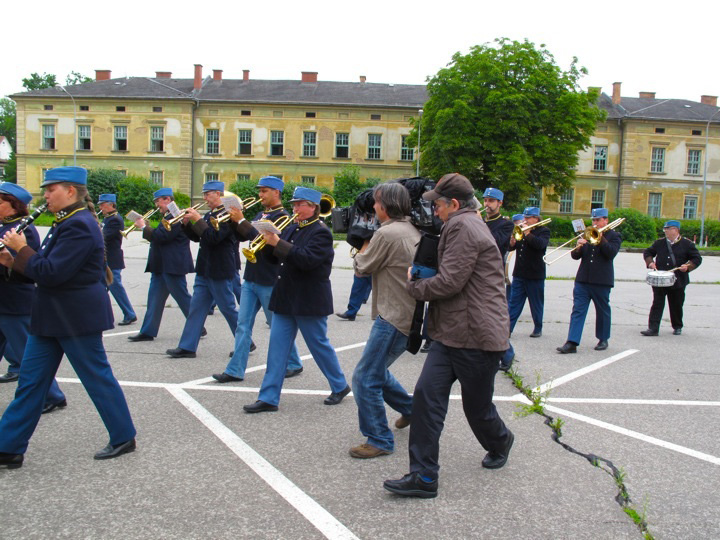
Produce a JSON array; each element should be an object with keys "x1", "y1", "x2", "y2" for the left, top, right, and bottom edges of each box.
[{"x1": 349, "y1": 443, "x2": 391, "y2": 459}]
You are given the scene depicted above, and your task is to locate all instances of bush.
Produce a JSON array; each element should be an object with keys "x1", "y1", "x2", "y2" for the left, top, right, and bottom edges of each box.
[
  {"x1": 655, "y1": 218, "x2": 720, "y2": 246},
  {"x1": 173, "y1": 191, "x2": 190, "y2": 209},
  {"x1": 87, "y1": 168, "x2": 125, "y2": 203},
  {"x1": 608, "y1": 208, "x2": 656, "y2": 243},
  {"x1": 332, "y1": 165, "x2": 366, "y2": 207},
  {"x1": 116, "y1": 176, "x2": 156, "y2": 216}
]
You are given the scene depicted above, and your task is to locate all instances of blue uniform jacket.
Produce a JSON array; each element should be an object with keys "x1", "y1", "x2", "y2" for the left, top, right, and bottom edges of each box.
[
  {"x1": 183, "y1": 206, "x2": 241, "y2": 280},
  {"x1": 643, "y1": 237, "x2": 702, "y2": 289},
  {"x1": 233, "y1": 206, "x2": 290, "y2": 287},
  {"x1": 142, "y1": 212, "x2": 195, "y2": 275},
  {"x1": 509, "y1": 225, "x2": 551, "y2": 280},
  {"x1": 0, "y1": 218, "x2": 40, "y2": 316},
  {"x1": 13, "y1": 205, "x2": 114, "y2": 336},
  {"x1": 571, "y1": 229, "x2": 622, "y2": 287},
  {"x1": 267, "y1": 219, "x2": 334, "y2": 317},
  {"x1": 102, "y1": 212, "x2": 125, "y2": 270},
  {"x1": 485, "y1": 215, "x2": 514, "y2": 258}
]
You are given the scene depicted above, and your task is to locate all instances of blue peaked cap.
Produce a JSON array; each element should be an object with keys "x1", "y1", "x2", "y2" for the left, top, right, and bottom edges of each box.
[
  {"x1": 41, "y1": 166, "x2": 87, "y2": 187},
  {"x1": 512, "y1": 214, "x2": 524, "y2": 222},
  {"x1": 482, "y1": 187, "x2": 504, "y2": 201},
  {"x1": 153, "y1": 187, "x2": 173, "y2": 199},
  {"x1": 523, "y1": 207, "x2": 540, "y2": 217},
  {"x1": 664, "y1": 220, "x2": 681, "y2": 229},
  {"x1": 591, "y1": 208, "x2": 609, "y2": 218},
  {"x1": 98, "y1": 194, "x2": 116, "y2": 204},
  {"x1": 290, "y1": 186, "x2": 321, "y2": 205},
  {"x1": 0, "y1": 182, "x2": 33, "y2": 205},
  {"x1": 258, "y1": 176, "x2": 284, "y2": 191},
  {"x1": 202, "y1": 181, "x2": 225, "y2": 193}
]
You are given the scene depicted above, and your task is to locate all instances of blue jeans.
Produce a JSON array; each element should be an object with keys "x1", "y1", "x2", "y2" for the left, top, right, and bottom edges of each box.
[
  {"x1": 567, "y1": 282, "x2": 611, "y2": 345},
  {"x1": 346, "y1": 275, "x2": 372, "y2": 316},
  {"x1": 178, "y1": 275, "x2": 238, "y2": 352},
  {"x1": 258, "y1": 314, "x2": 347, "y2": 407},
  {"x1": 108, "y1": 268, "x2": 136, "y2": 321},
  {"x1": 225, "y1": 281, "x2": 302, "y2": 378},
  {"x1": 352, "y1": 316, "x2": 412, "y2": 452},
  {"x1": 139, "y1": 273, "x2": 192, "y2": 337}
]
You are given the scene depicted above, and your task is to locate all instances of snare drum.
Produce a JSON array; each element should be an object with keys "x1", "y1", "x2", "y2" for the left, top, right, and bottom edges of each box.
[{"x1": 646, "y1": 270, "x2": 677, "y2": 288}]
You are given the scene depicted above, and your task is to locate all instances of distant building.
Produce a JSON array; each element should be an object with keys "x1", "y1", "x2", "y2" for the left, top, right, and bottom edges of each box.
[{"x1": 0, "y1": 135, "x2": 11, "y2": 178}]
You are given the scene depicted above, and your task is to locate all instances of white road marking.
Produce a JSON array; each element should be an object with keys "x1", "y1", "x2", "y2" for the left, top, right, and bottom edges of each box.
[
  {"x1": 103, "y1": 330, "x2": 141, "y2": 337},
  {"x1": 548, "y1": 397, "x2": 720, "y2": 406},
  {"x1": 167, "y1": 387, "x2": 360, "y2": 540}
]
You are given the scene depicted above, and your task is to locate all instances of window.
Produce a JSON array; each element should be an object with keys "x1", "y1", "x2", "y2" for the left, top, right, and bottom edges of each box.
[
  {"x1": 76, "y1": 125, "x2": 91, "y2": 150},
  {"x1": 593, "y1": 145, "x2": 608, "y2": 171},
  {"x1": 648, "y1": 193, "x2": 662, "y2": 218},
  {"x1": 687, "y1": 149, "x2": 701, "y2": 175},
  {"x1": 683, "y1": 196, "x2": 698, "y2": 220},
  {"x1": 205, "y1": 172, "x2": 219, "y2": 181},
  {"x1": 0, "y1": 165, "x2": 5, "y2": 178},
  {"x1": 336, "y1": 133, "x2": 349, "y2": 158},
  {"x1": 655, "y1": 127, "x2": 665, "y2": 134},
  {"x1": 150, "y1": 171, "x2": 163, "y2": 185},
  {"x1": 206, "y1": 129, "x2": 219, "y2": 154},
  {"x1": 591, "y1": 190, "x2": 605, "y2": 210},
  {"x1": 370, "y1": 114, "x2": 382, "y2": 120},
  {"x1": 152, "y1": 106, "x2": 163, "y2": 113},
  {"x1": 241, "y1": 110, "x2": 251, "y2": 116},
  {"x1": 526, "y1": 188, "x2": 542, "y2": 210},
  {"x1": 237, "y1": 130, "x2": 252, "y2": 155},
  {"x1": 305, "y1": 112, "x2": 316, "y2": 118},
  {"x1": 270, "y1": 131, "x2": 284, "y2": 156},
  {"x1": 301, "y1": 176, "x2": 315, "y2": 184},
  {"x1": 42, "y1": 124, "x2": 56, "y2": 150},
  {"x1": 650, "y1": 147, "x2": 665, "y2": 173},
  {"x1": 303, "y1": 132, "x2": 317, "y2": 157},
  {"x1": 692, "y1": 129, "x2": 702, "y2": 136},
  {"x1": 400, "y1": 135, "x2": 414, "y2": 161},
  {"x1": 367, "y1": 134, "x2": 382, "y2": 159},
  {"x1": 150, "y1": 126, "x2": 164, "y2": 152},
  {"x1": 117, "y1": 170, "x2": 127, "y2": 177},
  {"x1": 114, "y1": 125, "x2": 128, "y2": 151},
  {"x1": 237, "y1": 174, "x2": 250, "y2": 182},
  {"x1": 116, "y1": 106, "x2": 126, "y2": 112},
  {"x1": 559, "y1": 189, "x2": 574, "y2": 214},
  {"x1": 79, "y1": 105, "x2": 89, "y2": 111},
  {"x1": 271, "y1": 174, "x2": 283, "y2": 180}
]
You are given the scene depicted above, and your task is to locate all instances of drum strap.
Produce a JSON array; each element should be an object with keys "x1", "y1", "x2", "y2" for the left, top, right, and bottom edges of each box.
[{"x1": 666, "y1": 239, "x2": 677, "y2": 269}]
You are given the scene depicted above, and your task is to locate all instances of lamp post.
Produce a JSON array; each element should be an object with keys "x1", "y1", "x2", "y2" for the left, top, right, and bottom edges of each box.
[
  {"x1": 700, "y1": 107, "x2": 720, "y2": 246},
  {"x1": 416, "y1": 108, "x2": 423, "y2": 177},
  {"x1": 58, "y1": 85, "x2": 77, "y2": 165}
]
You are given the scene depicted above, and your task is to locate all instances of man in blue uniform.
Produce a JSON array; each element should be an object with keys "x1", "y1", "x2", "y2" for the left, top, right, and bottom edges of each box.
[
  {"x1": 482, "y1": 187, "x2": 514, "y2": 259},
  {"x1": 557, "y1": 208, "x2": 622, "y2": 354},
  {"x1": 99, "y1": 194, "x2": 136, "y2": 326},
  {"x1": 641, "y1": 220, "x2": 702, "y2": 336},
  {"x1": 127, "y1": 187, "x2": 195, "y2": 342},
  {"x1": 243, "y1": 187, "x2": 350, "y2": 413},
  {"x1": 212, "y1": 176, "x2": 303, "y2": 382},
  {"x1": 166, "y1": 181, "x2": 239, "y2": 358}
]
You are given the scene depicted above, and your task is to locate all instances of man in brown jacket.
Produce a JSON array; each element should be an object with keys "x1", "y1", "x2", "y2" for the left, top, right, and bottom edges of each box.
[{"x1": 383, "y1": 173, "x2": 514, "y2": 499}]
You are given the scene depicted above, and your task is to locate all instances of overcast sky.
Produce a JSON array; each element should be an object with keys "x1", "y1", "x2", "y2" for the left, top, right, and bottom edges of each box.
[{"x1": 3, "y1": 0, "x2": 717, "y2": 104}]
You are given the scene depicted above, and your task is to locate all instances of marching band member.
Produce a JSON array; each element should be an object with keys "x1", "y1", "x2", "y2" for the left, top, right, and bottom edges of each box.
[
  {"x1": 166, "y1": 181, "x2": 239, "y2": 358},
  {"x1": 98, "y1": 194, "x2": 137, "y2": 326},
  {"x1": 641, "y1": 220, "x2": 702, "y2": 336},
  {"x1": 243, "y1": 187, "x2": 350, "y2": 413},
  {"x1": 557, "y1": 208, "x2": 621, "y2": 354},
  {"x1": 0, "y1": 167, "x2": 136, "y2": 469},
  {"x1": 212, "y1": 176, "x2": 303, "y2": 383},
  {"x1": 482, "y1": 187, "x2": 513, "y2": 258},
  {"x1": 128, "y1": 187, "x2": 195, "y2": 342}
]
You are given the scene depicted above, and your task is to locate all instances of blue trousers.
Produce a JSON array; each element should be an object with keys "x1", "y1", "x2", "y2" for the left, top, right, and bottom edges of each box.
[
  {"x1": 225, "y1": 281, "x2": 302, "y2": 378},
  {"x1": 508, "y1": 277, "x2": 544, "y2": 334},
  {"x1": 346, "y1": 275, "x2": 372, "y2": 316},
  {"x1": 567, "y1": 282, "x2": 612, "y2": 345},
  {"x1": 178, "y1": 275, "x2": 238, "y2": 352},
  {"x1": 258, "y1": 314, "x2": 347, "y2": 407},
  {"x1": 0, "y1": 333, "x2": 136, "y2": 454},
  {"x1": 108, "y1": 268, "x2": 136, "y2": 321},
  {"x1": 352, "y1": 316, "x2": 412, "y2": 452},
  {"x1": 139, "y1": 273, "x2": 193, "y2": 337}
]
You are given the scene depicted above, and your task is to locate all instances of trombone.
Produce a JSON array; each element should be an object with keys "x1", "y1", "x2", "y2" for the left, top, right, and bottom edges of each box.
[
  {"x1": 161, "y1": 203, "x2": 206, "y2": 231},
  {"x1": 210, "y1": 197, "x2": 262, "y2": 230},
  {"x1": 121, "y1": 208, "x2": 159, "y2": 237},
  {"x1": 543, "y1": 217, "x2": 625, "y2": 265},
  {"x1": 512, "y1": 218, "x2": 552, "y2": 242}
]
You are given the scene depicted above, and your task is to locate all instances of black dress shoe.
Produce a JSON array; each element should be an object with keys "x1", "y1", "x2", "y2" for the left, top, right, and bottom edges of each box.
[
  {"x1": 336, "y1": 312, "x2": 356, "y2": 321},
  {"x1": 529, "y1": 331, "x2": 542, "y2": 338},
  {"x1": 243, "y1": 400, "x2": 278, "y2": 413},
  {"x1": 0, "y1": 452, "x2": 23, "y2": 469},
  {"x1": 673, "y1": 328, "x2": 682, "y2": 335},
  {"x1": 556, "y1": 342, "x2": 577, "y2": 354},
  {"x1": 383, "y1": 472, "x2": 438, "y2": 498},
  {"x1": 212, "y1": 372, "x2": 243, "y2": 383},
  {"x1": 0, "y1": 372, "x2": 20, "y2": 383},
  {"x1": 324, "y1": 385, "x2": 351, "y2": 405},
  {"x1": 42, "y1": 399, "x2": 67, "y2": 414},
  {"x1": 166, "y1": 348, "x2": 196, "y2": 358},
  {"x1": 594, "y1": 340, "x2": 608, "y2": 351},
  {"x1": 200, "y1": 327, "x2": 208, "y2": 337},
  {"x1": 118, "y1": 317, "x2": 137, "y2": 326},
  {"x1": 128, "y1": 333, "x2": 154, "y2": 342},
  {"x1": 94, "y1": 439, "x2": 136, "y2": 460},
  {"x1": 285, "y1": 367, "x2": 304, "y2": 378},
  {"x1": 250, "y1": 341, "x2": 257, "y2": 352},
  {"x1": 640, "y1": 329, "x2": 659, "y2": 336},
  {"x1": 420, "y1": 339, "x2": 433, "y2": 353},
  {"x1": 482, "y1": 431, "x2": 514, "y2": 469}
]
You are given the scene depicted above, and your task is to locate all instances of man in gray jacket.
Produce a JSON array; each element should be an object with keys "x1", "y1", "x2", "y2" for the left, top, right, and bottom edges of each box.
[{"x1": 383, "y1": 173, "x2": 514, "y2": 499}]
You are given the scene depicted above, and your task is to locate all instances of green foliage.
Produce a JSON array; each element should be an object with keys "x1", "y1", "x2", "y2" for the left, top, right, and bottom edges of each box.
[
  {"x1": 65, "y1": 71, "x2": 93, "y2": 86},
  {"x1": 0, "y1": 98, "x2": 16, "y2": 148},
  {"x1": 413, "y1": 38, "x2": 606, "y2": 207},
  {"x1": 228, "y1": 179, "x2": 259, "y2": 201},
  {"x1": 173, "y1": 191, "x2": 191, "y2": 209},
  {"x1": 86, "y1": 168, "x2": 125, "y2": 203},
  {"x1": 22, "y1": 73, "x2": 57, "y2": 91},
  {"x1": 2, "y1": 152, "x2": 16, "y2": 183},
  {"x1": 609, "y1": 208, "x2": 656, "y2": 244},
  {"x1": 332, "y1": 165, "x2": 365, "y2": 206},
  {"x1": 652, "y1": 218, "x2": 720, "y2": 246},
  {"x1": 116, "y1": 176, "x2": 156, "y2": 216}
]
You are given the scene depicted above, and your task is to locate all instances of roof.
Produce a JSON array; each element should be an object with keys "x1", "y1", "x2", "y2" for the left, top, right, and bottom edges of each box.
[
  {"x1": 11, "y1": 78, "x2": 196, "y2": 101},
  {"x1": 597, "y1": 93, "x2": 720, "y2": 123}
]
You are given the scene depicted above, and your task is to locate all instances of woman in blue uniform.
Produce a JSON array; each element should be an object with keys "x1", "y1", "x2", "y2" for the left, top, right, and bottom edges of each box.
[{"x1": 0, "y1": 167, "x2": 136, "y2": 469}]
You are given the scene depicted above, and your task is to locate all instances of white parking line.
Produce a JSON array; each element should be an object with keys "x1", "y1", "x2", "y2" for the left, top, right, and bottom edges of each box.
[
  {"x1": 167, "y1": 387, "x2": 360, "y2": 540},
  {"x1": 548, "y1": 397, "x2": 720, "y2": 406}
]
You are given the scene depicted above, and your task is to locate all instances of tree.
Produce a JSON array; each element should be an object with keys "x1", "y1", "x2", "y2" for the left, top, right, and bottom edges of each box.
[
  {"x1": 65, "y1": 71, "x2": 93, "y2": 86},
  {"x1": 0, "y1": 98, "x2": 16, "y2": 149},
  {"x1": 22, "y1": 72, "x2": 57, "y2": 91},
  {"x1": 411, "y1": 38, "x2": 606, "y2": 207},
  {"x1": 3, "y1": 152, "x2": 17, "y2": 183}
]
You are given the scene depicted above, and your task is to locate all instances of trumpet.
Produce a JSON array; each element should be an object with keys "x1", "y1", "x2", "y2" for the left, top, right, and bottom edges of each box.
[
  {"x1": 319, "y1": 194, "x2": 335, "y2": 218},
  {"x1": 512, "y1": 218, "x2": 552, "y2": 242},
  {"x1": 242, "y1": 213, "x2": 298, "y2": 263},
  {"x1": 161, "y1": 202, "x2": 206, "y2": 231},
  {"x1": 210, "y1": 197, "x2": 262, "y2": 231},
  {"x1": 543, "y1": 217, "x2": 625, "y2": 265},
  {"x1": 121, "y1": 208, "x2": 160, "y2": 237}
]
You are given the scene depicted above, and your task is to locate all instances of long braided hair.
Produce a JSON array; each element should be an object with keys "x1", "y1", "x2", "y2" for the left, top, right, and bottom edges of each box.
[{"x1": 73, "y1": 185, "x2": 113, "y2": 285}]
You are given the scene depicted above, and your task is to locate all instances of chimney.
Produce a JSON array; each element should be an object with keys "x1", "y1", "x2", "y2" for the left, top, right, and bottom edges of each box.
[
  {"x1": 213, "y1": 69, "x2": 223, "y2": 81},
  {"x1": 639, "y1": 91, "x2": 656, "y2": 99},
  {"x1": 360, "y1": 75, "x2": 366, "y2": 84},
  {"x1": 194, "y1": 64, "x2": 203, "y2": 90},
  {"x1": 95, "y1": 69, "x2": 111, "y2": 81},
  {"x1": 612, "y1": 82, "x2": 622, "y2": 105},
  {"x1": 301, "y1": 71, "x2": 318, "y2": 83},
  {"x1": 701, "y1": 95, "x2": 718, "y2": 107},
  {"x1": 156, "y1": 71, "x2": 172, "y2": 79},
  {"x1": 243, "y1": 69, "x2": 250, "y2": 81}
]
